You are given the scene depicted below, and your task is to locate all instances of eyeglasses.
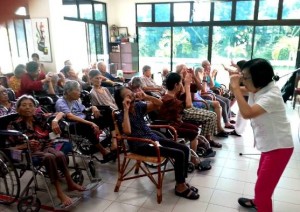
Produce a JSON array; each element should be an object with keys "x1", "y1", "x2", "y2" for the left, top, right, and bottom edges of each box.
[{"x1": 0, "y1": 89, "x2": 8, "y2": 95}]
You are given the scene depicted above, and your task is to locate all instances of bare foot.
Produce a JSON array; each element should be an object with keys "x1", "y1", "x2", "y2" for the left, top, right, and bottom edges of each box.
[
  {"x1": 68, "y1": 183, "x2": 86, "y2": 191},
  {"x1": 57, "y1": 192, "x2": 73, "y2": 206}
]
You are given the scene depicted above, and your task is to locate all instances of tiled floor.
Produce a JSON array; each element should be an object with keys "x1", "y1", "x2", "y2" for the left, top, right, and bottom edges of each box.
[{"x1": 1, "y1": 103, "x2": 300, "y2": 212}]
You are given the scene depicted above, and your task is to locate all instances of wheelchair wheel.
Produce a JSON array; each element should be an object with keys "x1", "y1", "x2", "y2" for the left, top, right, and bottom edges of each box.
[
  {"x1": 17, "y1": 196, "x2": 41, "y2": 212},
  {"x1": 144, "y1": 130, "x2": 168, "y2": 168},
  {"x1": 187, "y1": 162, "x2": 195, "y2": 173},
  {"x1": 88, "y1": 161, "x2": 96, "y2": 178},
  {"x1": 76, "y1": 136, "x2": 94, "y2": 155},
  {"x1": 0, "y1": 151, "x2": 20, "y2": 205},
  {"x1": 71, "y1": 170, "x2": 84, "y2": 185}
]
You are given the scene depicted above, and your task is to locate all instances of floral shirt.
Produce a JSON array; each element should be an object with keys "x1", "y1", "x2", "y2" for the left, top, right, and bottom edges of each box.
[
  {"x1": 8, "y1": 76, "x2": 21, "y2": 94},
  {"x1": 0, "y1": 101, "x2": 17, "y2": 117}
]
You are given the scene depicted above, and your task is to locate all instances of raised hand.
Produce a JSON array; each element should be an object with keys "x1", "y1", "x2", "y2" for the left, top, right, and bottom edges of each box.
[
  {"x1": 230, "y1": 73, "x2": 242, "y2": 89},
  {"x1": 123, "y1": 96, "x2": 131, "y2": 110},
  {"x1": 184, "y1": 73, "x2": 193, "y2": 85}
]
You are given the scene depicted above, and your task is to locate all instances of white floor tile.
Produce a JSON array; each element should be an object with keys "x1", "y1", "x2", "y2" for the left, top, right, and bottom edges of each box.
[
  {"x1": 189, "y1": 174, "x2": 219, "y2": 188},
  {"x1": 116, "y1": 187, "x2": 152, "y2": 206},
  {"x1": 274, "y1": 201, "x2": 300, "y2": 212},
  {"x1": 104, "y1": 202, "x2": 139, "y2": 212},
  {"x1": 142, "y1": 192, "x2": 179, "y2": 212},
  {"x1": 206, "y1": 204, "x2": 238, "y2": 212},
  {"x1": 210, "y1": 190, "x2": 241, "y2": 209},
  {"x1": 71, "y1": 197, "x2": 112, "y2": 212},
  {"x1": 215, "y1": 178, "x2": 245, "y2": 194},
  {"x1": 173, "y1": 198, "x2": 208, "y2": 212}
]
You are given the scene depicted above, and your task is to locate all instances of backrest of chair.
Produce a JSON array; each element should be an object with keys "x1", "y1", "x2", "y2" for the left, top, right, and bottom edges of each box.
[
  {"x1": 0, "y1": 113, "x2": 19, "y2": 130},
  {"x1": 7, "y1": 88, "x2": 16, "y2": 101},
  {"x1": 0, "y1": 76, "x2": 8, "y2": 88}
]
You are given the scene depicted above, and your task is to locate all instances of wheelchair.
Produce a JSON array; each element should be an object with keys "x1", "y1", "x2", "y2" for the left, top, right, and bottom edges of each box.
[{"x1": 0, "y1": 113, "x2": 77, "y2": 211}]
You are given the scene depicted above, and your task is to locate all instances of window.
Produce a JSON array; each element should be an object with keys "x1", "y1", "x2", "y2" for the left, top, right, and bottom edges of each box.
[
  {"x1": 155, "y1": 4, "x2": 170, "y2": 22},
  {"x1": 137, "y1": 4, "x2": 152, "y2": 22},
  {"x1": 192, "y1": 2, "x2": 211, "y2": 22},
  {"x1": 236, "y1": 0, "x2": 255, "y2": 20},
  {"x1": 79, "y1": 4, "x2": 93, "y2": 20},
  {"x1": 282, "y1": 0, "x2": 300, "y2": 19},
  {"x1": 214, "y1": 1, "x2": 232, "y2": 21},
  {"x1": 63, "y1": 1, "x2": 108, "y2": 65},
  {"x1": 174, "y1": 3, "x2": 190, "y2": 22},
  {"x1": 15, "y1": 20, "x2": 27, "y2": 60},
  {"x1": 94, "y1": 3, "x2": 106, "y2": 21},
  {"x1": 138, "y1": 27, "x2": 171, "y2": 83},
  {"x1": 63, "y1": 4, "x2": 78, "y2": 18},
  {"x1": 0, "y1": 26, "x2": 13, "y2": 73},
  {"x1": 172, "y1": 26, "x2": 209, "y2": 69},
  {"x1": 212, "y1": 26, "x2": 253, "y2": 64},
  {"x1": 258, "y1": 0, "x2": 278, "y2": 20}
]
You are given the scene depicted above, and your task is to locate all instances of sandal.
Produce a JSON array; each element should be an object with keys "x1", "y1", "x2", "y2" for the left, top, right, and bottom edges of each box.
[
  {"x1": 100, "y1": 152, "x2": 117, "y2": 164},
  {"x1": 229, "y1": 120, "x2": 236, "y2": 124},
  {"x1": 225, "y1": 125, "x2": 235, "y2": 129},
  {"x1": 196, "y1": 160, "x2": 212, "y2": 171},
  {"x1": 238, "y1": 197, "x2": 256, "y2": 209},
  {"x1": 209, "y1": 140, "x2": 222, "y2": 148},
  {"x1": 175, "y1": 188, "x2": 199, "y2": 200},
  {"x1": 186, "y1": 183, "x2": 198, "y2": 193},
  {"x1": 215, "y1": 131, "x2": 228, "y2": 138},
  {"x1": 228, "y1": 130, "x2": 241, "y2": 137},
  {"x1": 203, "y1": 148, "x2": 216, "y2": 158}
]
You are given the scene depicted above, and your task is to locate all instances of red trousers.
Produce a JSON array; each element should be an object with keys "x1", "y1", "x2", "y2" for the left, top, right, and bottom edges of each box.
[{"x1": 254, "y1": 148, "x2": 293, "y2": 212}]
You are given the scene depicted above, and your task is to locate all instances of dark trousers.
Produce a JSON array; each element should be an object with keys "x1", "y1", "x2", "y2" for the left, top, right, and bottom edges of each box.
[
  {"x1": 69, "y1": 122, "x2": 98, "y2": 145},
  {"x1": 176, "y1": 122, "x2": 199, "y2": 141},
  {"x1": 132, "y1": 139, "x2": 190, "y2": 184}
]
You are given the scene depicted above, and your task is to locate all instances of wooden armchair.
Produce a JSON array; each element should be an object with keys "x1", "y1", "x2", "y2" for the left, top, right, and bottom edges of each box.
[{"x1": 112, "y1": 110, "x2": 176, "y2": 203}]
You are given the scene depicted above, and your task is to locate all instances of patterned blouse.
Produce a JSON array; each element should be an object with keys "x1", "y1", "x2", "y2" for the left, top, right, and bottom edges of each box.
[
  {"x1": 8, "y1": 76, "x2": 21, "y2": 94},
  {"x1": 7, "y1": 113, "x2": 50, "y2": 147},
  {"x1": 0, "y1": 101, "x2": 17, "y2": 117}
]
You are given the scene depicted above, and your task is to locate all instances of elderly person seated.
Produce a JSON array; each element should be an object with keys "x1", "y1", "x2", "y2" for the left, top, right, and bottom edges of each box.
[
  {"x1": 140, "y1": 65, "x2": 165, "y2": 97},
  {"x1": 19, "y1": 61, "x2": 53, "y2": 97},
  {"x1": 115, "y1": 87, "x2": 199, "y2": 200},
  {"x1": 89, "y1": 69, "x2": 118, "y2": 150},
  {"x1": 7, "y1": 95, "x2": 85, "y2": 207},
  {"x1": 97, "y1": 61, "x2": 124, "y2": 83},
  {"x1": 0, "y1": 85, "x2": 16, "y2": 116},
  {"x1": 8, "y1": 64, "x2": 26, "y2": 94},
  {"x1": 55, "y1": 80, "x2": 116, "y2": 163},
  {"x1": 62, "y1": 65, "x2": 91, "y2": 90}
]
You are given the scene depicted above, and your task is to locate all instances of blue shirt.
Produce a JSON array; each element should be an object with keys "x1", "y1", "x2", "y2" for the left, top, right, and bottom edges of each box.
[
  {"x1": 55, "y1": 97, "x2": 86, "y2": 119},
  {"x1": 117, "y1": 101, "x2": 160, "y2": 149}
]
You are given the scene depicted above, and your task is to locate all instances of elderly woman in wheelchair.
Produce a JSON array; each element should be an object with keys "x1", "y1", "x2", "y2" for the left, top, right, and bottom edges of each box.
[
  {"x1": 7, "y1": 95, "x2": 85, "y2": 207},
  {"x1": 114, "y1": 87, "x2": 200, "y2": 200},
  {"x1": 55, "y1": 80, "x2": 116, "y2": 163}
]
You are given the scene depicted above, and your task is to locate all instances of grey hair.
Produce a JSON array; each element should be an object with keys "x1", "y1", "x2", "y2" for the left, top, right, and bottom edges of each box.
[
  {"x1": 130, "y1": 77, "x2": 142, "y2": 88},
  {"x1": 176, "y1": 64, "x2": 185, "y2": 74},
  {"x1": 16, "y1": 95, "x2": 38, "y2": 108},
  {"x1": 14, "y1": 64, "x2": 26, "y2": 77},
  {"x1": 195, "y1": 67, "x2": 204, "y2": 74},
  {"x1": 63, "y1": 80, "x2": 80, "y2": 95},
  {"x1": 142, "y1": 65, "x2": 151, "y2": 73}
]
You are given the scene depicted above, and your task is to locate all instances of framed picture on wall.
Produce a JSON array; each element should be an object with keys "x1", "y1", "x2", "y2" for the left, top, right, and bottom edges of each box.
[
  {"x1": 27, "y1": 18, "x2": 52, "y2": 62},
  {"x1": 118, "y1": 27, "x2": 128, "y2": 38}
]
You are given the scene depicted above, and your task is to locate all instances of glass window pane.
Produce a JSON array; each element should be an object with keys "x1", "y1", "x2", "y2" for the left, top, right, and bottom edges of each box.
[
  {"x1": 63, "y1": 5, "x2": 78, "y2": 18},
  {"x1": 0, "y1": 25, "x2": 13, "y2": 73},
  {"x1": 88, "y1": 23, "x2": 96, "y2": 62},
  {"x1": 95, "y1": 24, "x2": 103, "y2": 55},
  {"x1": 253, "y1": 26, "x2": 299, "y2": 80},
  {"x1": 79, "y1": 4, "x2": 93, "y2": 20},
  {"x1": 172, "y1": 26, "x2": 209, "y2": 69},
  {"x1": 282, "y1": 0, "x2": 300, "y2": 19},
  {"x1": 174, "y1": 3, "x2": 190, "y2": 22},
  {"x1": 214, "y1": 1, "x2": 232, "y2": 21},
  {"x1": 15, "y1": 20, "x2": 28, "y2": 59},
  {"x1": 138, "y1": 27, "x2": 171, "y2": 84},
  {"x1": 7, "y1": 21, "x2": 18, "y2": 67},
  {"x1": 212, "y1": 26, "x2": 253, "y2": 63},
  {"x1": 236, "y1": 1, "x2": 255, "y2": 20},
  {"x1": 258, "y1": 0, "x2": 278, "y2": 20},
  {"x1": 137, "y1": 4, "x2": 152, "y2": 22},
  {"x1": 155, "y1": 4, "x2": 170, "y2": 22},
  {"x1": 94, "y1": 3, "x2": 106, "y2": 21},
  {"x1": 192, "y1": 2, "x2": 211, "y2": 22}
]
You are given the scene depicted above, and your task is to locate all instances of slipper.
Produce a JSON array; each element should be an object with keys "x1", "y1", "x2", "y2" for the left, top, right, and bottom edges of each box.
[
  {"x1": 57, "y1": 196, "x2": 81, "y2": 209},
  {"x1": 238, "y1": 197, "x2": 256, "y2": 209},
  {"x1": 229, "y1": 120, "x2": 236, "y2": 124},
  {"x1": 228, "y1": 130, "x2": 241, "y2": 137},
  {"x1": 197, "y1": 160, "x2": 212, "y2": 171},
  {"x1": 175, "y1": 188, "x2": 199, "y2": 200},
  {"x1": 209, "y1": 140, "x2": 222, "y2": 148},
  {"x1": 186, "y1": 183, "x2": 198, "y2": 193},
  {"x1": 215, "y1": 131, "x2": 228, "y2": 138},
  {"x1": 203, "y1": 148, "x2": 216, "y2": 158},
  {"x1": 225, "y1": 125, "x2": 235, "y2": 129}
]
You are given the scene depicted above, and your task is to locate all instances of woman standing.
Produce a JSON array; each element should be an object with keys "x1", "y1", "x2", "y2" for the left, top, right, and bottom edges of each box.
[{"x1": 230, "y1": 58, "x2": 294, "y2": 211}]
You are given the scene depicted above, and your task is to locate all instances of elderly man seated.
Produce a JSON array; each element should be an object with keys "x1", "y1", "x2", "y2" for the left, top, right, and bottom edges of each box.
[{"x1": 140, "y1": 65, "x2": 165, "y2": 97}]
